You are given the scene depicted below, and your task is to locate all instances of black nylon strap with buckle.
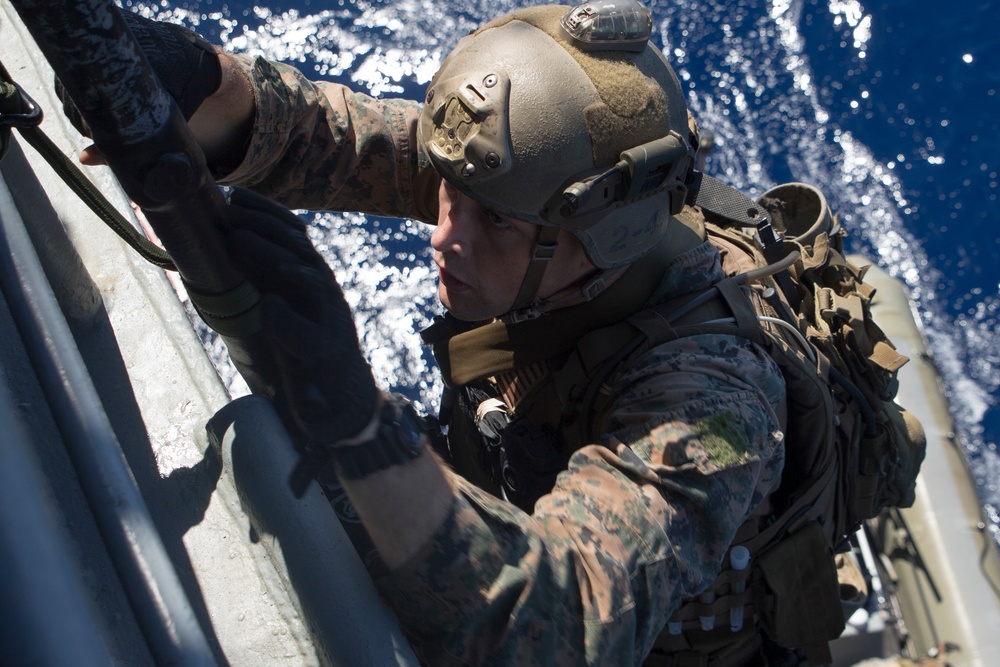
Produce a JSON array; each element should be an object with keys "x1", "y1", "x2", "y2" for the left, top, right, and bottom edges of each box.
[{"x1": 0, "y1": 60, "x2": 177, "y2": 270}]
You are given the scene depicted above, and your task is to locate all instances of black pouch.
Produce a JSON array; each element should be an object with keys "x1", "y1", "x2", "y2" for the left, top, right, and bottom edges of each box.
[
  {"x1": 754, "y1": 520, "x2": 845, "y2": 649},
  {"x1": 499, "y1": 417, "x2": 567, "y2": 513},
  {"x1": 879, "y1": 401, "x2": 926, "y2": 510}
]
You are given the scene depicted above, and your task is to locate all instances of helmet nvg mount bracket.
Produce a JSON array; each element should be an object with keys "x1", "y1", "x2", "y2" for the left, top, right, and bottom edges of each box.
[{"x1": 418, "y1": 0, "x2": 696, "y2": 271}]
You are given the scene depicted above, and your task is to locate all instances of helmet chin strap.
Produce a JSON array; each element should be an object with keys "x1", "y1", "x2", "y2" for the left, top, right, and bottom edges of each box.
[
  {"x1": 505, "y1": 225, "x2": 561, "y2": 323},
  {"x1": 503, "y1": 225, "x2": 624, "y2": 324}
]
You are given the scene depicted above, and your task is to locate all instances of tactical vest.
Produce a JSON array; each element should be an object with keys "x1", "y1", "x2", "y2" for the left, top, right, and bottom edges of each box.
[{"x1": 422, "y1": 183, "x2": 926, "y2": 666}]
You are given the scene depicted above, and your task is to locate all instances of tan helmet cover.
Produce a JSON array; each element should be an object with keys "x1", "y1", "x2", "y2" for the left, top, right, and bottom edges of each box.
[{"x1": 418, "y1": 5, "x2": 693, "y2": 268}]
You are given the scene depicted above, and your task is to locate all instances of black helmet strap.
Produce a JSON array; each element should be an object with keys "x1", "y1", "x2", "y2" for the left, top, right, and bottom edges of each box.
[{"x1": 506, "y1": 225, "x2": 561, "y2": 323}]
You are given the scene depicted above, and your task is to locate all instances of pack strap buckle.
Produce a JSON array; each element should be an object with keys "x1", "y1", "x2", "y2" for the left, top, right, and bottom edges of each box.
[{"x1": 0, "y1": 81, "x2": 43, "y2": 130}]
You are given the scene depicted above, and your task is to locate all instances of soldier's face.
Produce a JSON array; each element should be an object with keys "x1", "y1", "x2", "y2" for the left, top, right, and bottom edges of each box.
[{"x1": 431, "y1": 181, "x2": 594, "y2": 322}]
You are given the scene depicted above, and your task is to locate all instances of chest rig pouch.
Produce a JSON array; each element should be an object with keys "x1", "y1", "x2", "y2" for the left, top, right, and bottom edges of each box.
[{"x1": 453, "y1": 381, "x2": 566, "y2": 512}]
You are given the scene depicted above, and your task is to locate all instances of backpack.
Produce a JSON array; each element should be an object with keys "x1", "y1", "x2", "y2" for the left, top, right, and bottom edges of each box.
[{"x1": 588, "y1": 182, "x2": 928, "y2": 663}]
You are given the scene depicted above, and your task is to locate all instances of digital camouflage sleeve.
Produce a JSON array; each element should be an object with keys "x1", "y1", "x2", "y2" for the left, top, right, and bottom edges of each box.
[
  {"x1": 223, "y1": 54, "x2": 787, "y2": 666},
  {"x1": 221, "y1": 55, "x2": 439, "y2": 221}
]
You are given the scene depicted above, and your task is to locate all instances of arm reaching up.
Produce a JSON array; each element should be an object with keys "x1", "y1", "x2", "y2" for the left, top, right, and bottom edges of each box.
[{"x1": 60, "y1": 10, "x2": 255, "y2": 171}]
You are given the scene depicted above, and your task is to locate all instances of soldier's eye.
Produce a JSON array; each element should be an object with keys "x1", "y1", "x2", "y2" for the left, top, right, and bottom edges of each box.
[{"x1": 487, "y1": 211, "x2": 511, "y2": 230}]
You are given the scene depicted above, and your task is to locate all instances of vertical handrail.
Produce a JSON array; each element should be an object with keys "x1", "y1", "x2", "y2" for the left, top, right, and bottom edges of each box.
[
  {"x1": 0, "y1": 174, "x2": 216, "y2": 665},
  {"x1": 0, "y1": 385, "x2": 119, "y2": 667}
]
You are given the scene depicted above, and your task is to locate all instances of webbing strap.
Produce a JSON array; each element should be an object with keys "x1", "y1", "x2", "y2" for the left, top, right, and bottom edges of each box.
[
  {"x1": 185, "y1": 280, "x2": 263, "y2": 338},
  {"x1": 0, "y1": 61, "x2": 176, "y2": 271},
  {"x1": 690, "y1": 172, "x2": 768, "y2": 228},
  {"x1": 715, "y1": 278, "x2": 760, "y2": 331},
  {"x1": 508, "y1": 225, "x2": 560, "y2": 320},
  {"x1": 662, "y1": 591, "x2": 755, "y2": 631},
  {"x1": 871, "y1": 340, "x2": 907, "y2": 373}
]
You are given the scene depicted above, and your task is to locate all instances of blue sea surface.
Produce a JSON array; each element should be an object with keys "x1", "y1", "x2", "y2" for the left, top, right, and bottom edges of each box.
[{"x1": 136, "y1": 0, "x2": 1000, "y2": 544}]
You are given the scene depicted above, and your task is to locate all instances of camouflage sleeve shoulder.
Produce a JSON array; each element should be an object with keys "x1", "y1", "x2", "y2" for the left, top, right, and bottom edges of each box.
[
  {"x1": 376, "y1": 334, "x2": 786, "y2": 666},
  {"x1": 220, "y1": 55, "x2": 439, "y2": 221}
]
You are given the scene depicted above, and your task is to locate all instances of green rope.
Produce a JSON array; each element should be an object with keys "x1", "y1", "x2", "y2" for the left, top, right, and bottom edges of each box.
[{"x1": 0, "y1": 61, "x2": 176, "y2": 271}]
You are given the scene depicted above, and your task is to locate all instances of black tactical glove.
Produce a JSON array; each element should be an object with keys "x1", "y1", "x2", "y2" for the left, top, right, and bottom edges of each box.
[
  {"x1": 57, "y1": 11, "x2": 221, "y2": 136},
  {"x1": 224, "y1": 188, "x2": 379, "y2": 452}
]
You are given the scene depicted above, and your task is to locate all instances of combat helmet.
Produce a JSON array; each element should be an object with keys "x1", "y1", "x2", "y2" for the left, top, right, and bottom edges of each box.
[{"x1": 418, "y1": 0, "x2": 696, "y2": 318}]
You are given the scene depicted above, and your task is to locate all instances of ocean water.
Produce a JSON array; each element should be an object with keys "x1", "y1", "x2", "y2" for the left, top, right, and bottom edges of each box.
[{"x1": 133, "y1": 0, "x2": 1000, "y2": 545}]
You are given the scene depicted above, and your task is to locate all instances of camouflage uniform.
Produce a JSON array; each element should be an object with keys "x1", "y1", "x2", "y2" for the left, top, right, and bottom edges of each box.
[
  {"x1": 222, "y1": 56, "x2": 436, "y2": 221},
  {"x1": 223, "y1": 55, "x2": 787, "y2": 666}
]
